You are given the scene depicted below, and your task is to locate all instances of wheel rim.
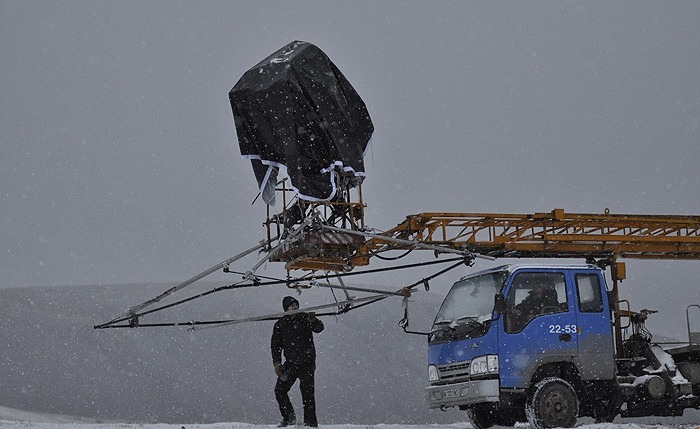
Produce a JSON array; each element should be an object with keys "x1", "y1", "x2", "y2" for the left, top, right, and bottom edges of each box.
[{"x1": 541, "y1": 389, "x2": 572, "y2": 425}]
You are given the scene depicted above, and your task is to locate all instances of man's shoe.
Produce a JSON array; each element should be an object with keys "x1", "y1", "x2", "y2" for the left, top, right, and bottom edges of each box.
[
  {"x1": 302, "y1": 422, "x2": 318, "y2": 427},
  {"x1": 278, "y1": 418, "x2": 296, "y2": 427}
]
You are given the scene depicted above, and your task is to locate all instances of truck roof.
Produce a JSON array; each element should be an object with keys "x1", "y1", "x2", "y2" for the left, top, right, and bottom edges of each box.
[{"x1": 459, "y1": 263, "x2": 600, "y2": 280}]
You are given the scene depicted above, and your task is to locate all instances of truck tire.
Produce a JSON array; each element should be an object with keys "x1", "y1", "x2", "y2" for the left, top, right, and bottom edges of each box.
[
  {"x1": 494, "y1": 414, "x2": 518, "y2": 426},
  {"x1": 466, "y1": 405, "x2": 496, "y2": 429},
  {"x1": 526, "y1": 377, "x2": 579, "y2": 429}
]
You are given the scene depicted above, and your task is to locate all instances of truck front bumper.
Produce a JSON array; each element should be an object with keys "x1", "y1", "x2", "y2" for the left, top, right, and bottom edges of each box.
[{"x1": 426, "y1": 379, "x2": 500, "y2": 409}]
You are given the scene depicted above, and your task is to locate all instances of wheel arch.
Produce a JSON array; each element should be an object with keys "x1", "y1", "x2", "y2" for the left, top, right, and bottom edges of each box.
[{"x1": 530, "y1": 360, "x2": 582, "y2": 392}]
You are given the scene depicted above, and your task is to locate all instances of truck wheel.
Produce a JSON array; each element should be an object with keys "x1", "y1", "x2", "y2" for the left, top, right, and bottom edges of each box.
[
  {"x1": 466, "y1": 405, "x2": 496, "y2": 429},
  {"x1": 494, "y1": 414, "x2": 518, "y2": 426},
  {"x1": 526, "y1": 377, "x2": 579, "y2": 429}
]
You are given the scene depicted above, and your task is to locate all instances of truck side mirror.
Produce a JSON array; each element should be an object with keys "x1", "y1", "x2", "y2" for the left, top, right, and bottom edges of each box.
[{"x1": 495, "y1": 293, "x2": 506, "y2": 314}]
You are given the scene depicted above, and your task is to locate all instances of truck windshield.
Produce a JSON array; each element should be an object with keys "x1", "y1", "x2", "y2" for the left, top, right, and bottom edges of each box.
[{"x1": 433, "y1": 271, "x2": 506, "y2": 327}]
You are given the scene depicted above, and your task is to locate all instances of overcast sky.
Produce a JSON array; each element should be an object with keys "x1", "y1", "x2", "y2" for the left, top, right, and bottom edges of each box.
[{"x1": 2, "y1": 2, "x2": 699, "y2": 337}]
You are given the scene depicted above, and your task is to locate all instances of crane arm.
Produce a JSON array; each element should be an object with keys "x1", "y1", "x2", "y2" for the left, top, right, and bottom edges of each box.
[
  {"x1": 275, "y1": 208, "x2": 700, "y2": 271},
  {"x1": 364, "y1": 208, "x2": 700, "y2": 260}
]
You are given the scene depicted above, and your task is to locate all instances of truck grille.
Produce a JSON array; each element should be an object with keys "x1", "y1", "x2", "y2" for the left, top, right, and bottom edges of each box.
[{"x1": 437, "y1": 361, "x2": 471, "y2": 382}]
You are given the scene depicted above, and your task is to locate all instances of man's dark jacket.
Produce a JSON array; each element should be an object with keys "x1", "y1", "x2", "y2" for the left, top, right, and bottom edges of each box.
[{"x1": 271, "y1": 313, "x2": 324, "y2": 366}]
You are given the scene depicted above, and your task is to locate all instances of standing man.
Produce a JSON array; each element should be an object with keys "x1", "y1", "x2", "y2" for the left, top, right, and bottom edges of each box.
[{"x1": 271, "y1": 296, "x2": 324, "y2": 427}]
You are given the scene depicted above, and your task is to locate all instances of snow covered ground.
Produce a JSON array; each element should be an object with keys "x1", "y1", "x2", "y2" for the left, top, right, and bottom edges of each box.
[
  {"x1": 0, "y1": 421, "x2": 698, "y2": 429},
  {"x1": 0, "y1": 406, "x2": 698, "y2": 429}
]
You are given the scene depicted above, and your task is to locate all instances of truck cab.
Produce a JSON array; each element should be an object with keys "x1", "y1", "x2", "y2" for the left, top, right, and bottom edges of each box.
[
  {"x1": 426, "y1": 264, "x2": 617, "y2": 428},
  {"x1": 426, "y1": 263, "x2": 700, "y2": 428}
]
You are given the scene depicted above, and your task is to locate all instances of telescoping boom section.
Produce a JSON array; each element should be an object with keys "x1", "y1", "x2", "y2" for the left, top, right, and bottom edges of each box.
[{"x1": 275, "y1": 208, "x2": 700, "y2": 271}]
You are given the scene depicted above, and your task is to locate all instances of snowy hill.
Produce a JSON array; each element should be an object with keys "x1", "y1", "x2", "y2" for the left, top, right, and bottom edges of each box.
[{"x1": 0, "y1": 405, "x2": 115, "y2": 423}]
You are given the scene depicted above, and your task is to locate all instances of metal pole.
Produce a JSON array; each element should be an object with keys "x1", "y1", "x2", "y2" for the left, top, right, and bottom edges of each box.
[{"x1": 97, "y1": 237, "x2": 276, "y2": 328}]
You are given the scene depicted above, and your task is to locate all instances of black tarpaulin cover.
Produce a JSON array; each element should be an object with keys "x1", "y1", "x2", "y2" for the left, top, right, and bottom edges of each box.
[{"x1": 230, "y1": 41, "x2": 374, "y2": 205}]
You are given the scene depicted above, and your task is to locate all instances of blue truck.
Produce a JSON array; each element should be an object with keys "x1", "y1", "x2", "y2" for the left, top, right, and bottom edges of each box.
[{"x1": 426, "y1": 263, "x2": 700, "y2": 428}]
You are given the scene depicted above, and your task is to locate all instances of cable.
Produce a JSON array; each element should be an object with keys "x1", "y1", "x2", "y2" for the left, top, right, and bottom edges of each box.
[{"x1": 96, "y1": 256, "x2": 469, "y2": 330}]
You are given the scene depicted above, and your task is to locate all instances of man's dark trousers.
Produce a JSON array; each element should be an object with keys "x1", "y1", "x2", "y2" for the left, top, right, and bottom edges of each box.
[{"x1": 275, "y1": 362, "x2": 318, "y2": 426}]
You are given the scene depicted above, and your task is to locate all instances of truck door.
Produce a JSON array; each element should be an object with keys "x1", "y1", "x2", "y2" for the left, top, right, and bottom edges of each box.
[
  {"x1": 570, "y1": 270, "x2": 615, "y2": 380},
  {"x1": 500, "y1": 270, "x2": 578, "y2": 389}
]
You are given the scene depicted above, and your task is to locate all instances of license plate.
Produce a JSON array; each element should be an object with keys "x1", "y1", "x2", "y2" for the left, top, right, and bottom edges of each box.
[{"x1": 444, "y1": 388, "x2": 460, "y2": 398}]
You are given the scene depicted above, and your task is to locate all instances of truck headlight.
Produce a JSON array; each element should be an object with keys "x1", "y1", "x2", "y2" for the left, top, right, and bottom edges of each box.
[
  {"x1": 428, "y1": 365, "x2": 439, "y2": 382},
  {"x1": 470, "y1": 355, "x2": 499, "y2": 376}
]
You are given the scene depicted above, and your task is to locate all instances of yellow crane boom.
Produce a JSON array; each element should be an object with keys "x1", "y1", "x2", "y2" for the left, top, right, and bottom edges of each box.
[
  {"x1": 274, "y1": 208, "x2": 700, "y2": 271},
  {"x1": 366, "y1": 208, "x2": 700, "y2": 259}
]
